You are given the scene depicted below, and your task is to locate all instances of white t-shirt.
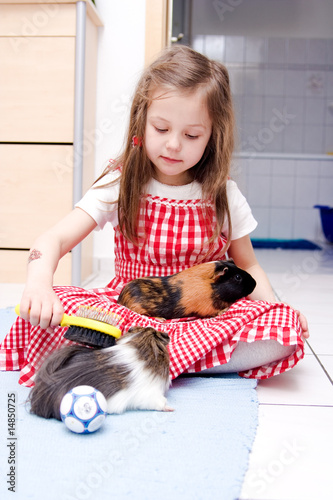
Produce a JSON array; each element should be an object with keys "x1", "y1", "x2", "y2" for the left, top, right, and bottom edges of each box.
[{"x1": 76, "y1": 171, "x2": 257, "y2": 241}]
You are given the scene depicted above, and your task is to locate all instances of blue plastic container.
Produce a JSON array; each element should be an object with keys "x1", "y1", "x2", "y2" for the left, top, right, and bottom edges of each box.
[{"x1": 314, "y1": 205, "x2": 333, "y2": 243}]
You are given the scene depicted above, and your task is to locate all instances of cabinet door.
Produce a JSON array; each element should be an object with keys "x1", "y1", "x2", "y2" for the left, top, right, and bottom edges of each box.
[
  {"x1": 0, "y1": 249, "x2": 72, "y2": 284},
  {"x1": 0, "y1": 3, "x2": 76, "y2": 37},
  {"x1": 0, "y1": 144, "x2": 73, "y2": 249},
  {"x1": 0, "y1": 36, "x2": 75, "y2": 142}
]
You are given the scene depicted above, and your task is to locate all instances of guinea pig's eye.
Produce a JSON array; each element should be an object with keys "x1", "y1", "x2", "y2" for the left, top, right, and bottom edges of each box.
[{"x1": 235, "y1": 274, "x2": 242, "y2": 282}]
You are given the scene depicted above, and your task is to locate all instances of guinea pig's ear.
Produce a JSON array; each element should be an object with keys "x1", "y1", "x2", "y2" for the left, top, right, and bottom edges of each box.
[
  {"x1": 227, "y1": 258, "x2": 235, "y2": 264},
  {"x1": 214, "y1": 265, "x2": 229, "y2": 281}
]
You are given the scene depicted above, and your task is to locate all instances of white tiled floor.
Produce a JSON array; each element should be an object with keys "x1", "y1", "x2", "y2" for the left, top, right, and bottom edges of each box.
[
  {"x1": 241, "y1": 246, "x2": 333, "y2": 500},
  {"x1": 1, "y1": 247, "x2": 332, "y2": 500}
]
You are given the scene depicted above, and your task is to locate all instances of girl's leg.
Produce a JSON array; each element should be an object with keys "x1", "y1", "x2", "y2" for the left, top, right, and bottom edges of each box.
[{"x1": 199, "y1": 340, "x2": 295, "y2": 374}]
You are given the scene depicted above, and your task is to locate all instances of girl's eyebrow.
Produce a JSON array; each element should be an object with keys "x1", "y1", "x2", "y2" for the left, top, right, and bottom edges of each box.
[{"x1": 150, "y1": 116, "x2": 207, "y2": 129}]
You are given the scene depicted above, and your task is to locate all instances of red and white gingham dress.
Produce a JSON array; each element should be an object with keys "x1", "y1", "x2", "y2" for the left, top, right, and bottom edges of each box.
[{"x1": 0, "y1": 190, "x2": 304, "y2": 387}]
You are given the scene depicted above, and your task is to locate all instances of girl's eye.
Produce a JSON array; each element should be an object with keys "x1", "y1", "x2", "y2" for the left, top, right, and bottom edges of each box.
[
  {"x1": 155, "y1": 127, "x2": 168, "y2": 133},
  {"x1": 186, "y1": 134, "x2": 199, "y2": 140}
]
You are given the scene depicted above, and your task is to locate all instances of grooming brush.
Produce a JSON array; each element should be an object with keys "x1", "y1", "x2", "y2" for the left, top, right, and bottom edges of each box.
[{"x1": 15, "y1": 304, "x2": 123, "y2": 348}]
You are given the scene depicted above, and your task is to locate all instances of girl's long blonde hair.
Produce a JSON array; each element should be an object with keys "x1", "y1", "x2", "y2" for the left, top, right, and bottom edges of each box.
[{"x1": 96, "y1": 45, "x2": 235, "y2": 248}]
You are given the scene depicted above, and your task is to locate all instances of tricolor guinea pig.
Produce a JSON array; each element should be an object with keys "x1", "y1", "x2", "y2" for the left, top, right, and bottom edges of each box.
[
  {"x1": 117, "y1": 260, "x2": 256, "y2": 319},
  {"x1": 28, "y1": 326, "x2": 172, "y2": 420}
]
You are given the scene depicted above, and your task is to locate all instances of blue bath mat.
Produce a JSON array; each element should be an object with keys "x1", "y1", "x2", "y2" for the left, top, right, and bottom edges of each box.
[
  {"x1": 0, "y1": 308, "x2": 259, "y2": 500},
  {"x1": 251, "y1": 238, "x2": 321, "y2": 250}
]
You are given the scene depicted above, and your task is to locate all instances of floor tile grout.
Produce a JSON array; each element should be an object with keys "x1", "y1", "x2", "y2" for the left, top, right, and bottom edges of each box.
[{"x1": 305, "y1": 340, "x2": 333, "y2": 384}]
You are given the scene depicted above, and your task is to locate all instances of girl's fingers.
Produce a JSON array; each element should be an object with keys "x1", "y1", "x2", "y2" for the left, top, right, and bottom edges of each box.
[
  {"x1": 50, "y1": 300, "x2": 65, "y2": 328},
  {"x1": 295, "y1": 310, "x2": 310, "y2": 339}
]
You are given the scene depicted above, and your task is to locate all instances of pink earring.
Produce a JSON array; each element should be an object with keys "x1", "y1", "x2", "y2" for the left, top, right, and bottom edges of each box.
[{"x1": 132, "y1": 135, "x2": 142, "y2": 148}]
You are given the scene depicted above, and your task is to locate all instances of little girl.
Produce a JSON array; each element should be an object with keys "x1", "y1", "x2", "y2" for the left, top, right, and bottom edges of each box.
[{"x1": 1, "y1": 45, "x2": 308, "y2": 387}]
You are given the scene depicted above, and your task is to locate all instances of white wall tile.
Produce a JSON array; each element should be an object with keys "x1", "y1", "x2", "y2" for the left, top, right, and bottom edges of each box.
[
  {"x1": 228, "y1": 68, "x2": 244, "y2": 95},
  {"x1": 319, "y1": 160, "x2": 333, "y2": 177},
  {"x1": 247, "y1": 175, "x2": 271, "y2": 207},
  {"x1": 239, "y1": 157, "x2": 332, "y2": 240},
  {"x1": 239, "y1": 123, "x2": 264, "y2": 152},
  {"x1": 305, "y1": 98, "x2": 326, "y2": 125},
  {"x1": 245, "y1": 37, "x2": 266, "y2": 64},
  {"x1": 325, "y1": 99, "x2": 333, "y2": 125},
  {"x1": 318, "y1": 177, "x2": 333, "y2": 204},
  {"x1": 225, "y1": 36, "x2": 244, "y2": 63},
  {"x1": 283, "y1": 125, "x2": 304, "y2": 153},
  {"x1": 203, "y1": 35, "x2": 333, "y2": 157},
  {"x1": 324, "y1": 127, "x2": 333, "y2": 153},
  {"x1": 267, "y1": 38, "x2": 286, "y2": 64},
  {"x1": 270, "y1": 208, "x2": 294, "y2": 238},
  {"x1": 296, "y1": 160, "x2": 321, "y2": 177},
  {"x1": 285, "y1": 70, "x2": 306, "y2": 97},
  {"x1": 284, "y1": 97, "x2": 305, "y2": 124},
  {"x1": 271, "y1": 176, "x2": 295, "y2": 208},
  {"x1": 192, "y1": 35, "x2": 204, "y2": 54},
  {"x1": 233, "y1": 104, "x2": 244, "y2": 136},
  {"x1": 266, "y1": 129, "x2": 284, "y2": 152},
  {"x1": 203, "y1": 35, "x2": 225, "y2": 60},
  {"x1": 231, "y1": 155, "x2": 247, "y2": 176},
  {"x1": 263, "y1": 96, "x2": 286, "y2": 122},
  {"x1": 264, "y1": 69, "x2": 285, "y2": 97},
  {"x1": 272, "y1": 159, "x2": 296, "y2": 177},
  {"x1": 250, "y1": 208, "x2": 271, "y2": 238},
  {"x1": 243, "y1": 95, "x2": 264, "y2": 123},
  {"x1": 287, "y1": 38, "x2": 306, "y2": 64},
  {"x1": 306, "y1": 71, "x2": 325, "y2": 98},
  {"x1": 303, "y1": 125, "x2": 325, "y2": 154},
  {"x1": 295, "y1": 177, "x2": 319, "y2": 208},
  {"x1": 219, "y1": 33, "x2": 331, "y2": 239},
  {"x1": 307, "y1": 39, "x2": 327, "y2": 65},
  {"x1": 326, "y1": 72, "x2": 333, "y2": 98},
  {"x1": 293, "y1": 209, "x2": 319, "y2": 240},
  {"x1": 248, "y1": 157, "x2": 272, "y2": 176},
  {"x1": 243, "y1": 68, "x2": 265, "y2": 95}
]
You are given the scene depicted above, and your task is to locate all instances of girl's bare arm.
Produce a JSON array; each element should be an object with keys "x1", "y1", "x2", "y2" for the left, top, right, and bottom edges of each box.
[
  {"x1": 20, "y1": 208, "x2": 97, "y2": 331},
  {"x1": 228, "y1": 235, "x2": 309, "y2": 338}
]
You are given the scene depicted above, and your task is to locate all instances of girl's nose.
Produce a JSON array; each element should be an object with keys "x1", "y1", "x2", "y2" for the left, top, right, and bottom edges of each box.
[{"x1": 166, "y1": 133, "x2": 181, "y2": 152}]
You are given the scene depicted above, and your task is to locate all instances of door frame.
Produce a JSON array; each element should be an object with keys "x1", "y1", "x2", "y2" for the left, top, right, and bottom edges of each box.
[{"x1": 145, "y1": 0, "x2": 172, "y2": 66}]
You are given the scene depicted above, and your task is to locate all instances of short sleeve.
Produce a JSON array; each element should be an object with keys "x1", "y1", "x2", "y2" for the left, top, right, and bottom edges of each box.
[
  {"x1": 75, "y1": 170, "x2": 120, "y2": 229},
  {"x1": 223, "y1": 180, "x2": 257, "y2": 240}
]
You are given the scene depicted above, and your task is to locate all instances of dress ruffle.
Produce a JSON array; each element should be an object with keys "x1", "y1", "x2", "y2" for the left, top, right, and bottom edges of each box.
[{"x1": 0, "y1": 285, "x2": 304, "y2": 387}]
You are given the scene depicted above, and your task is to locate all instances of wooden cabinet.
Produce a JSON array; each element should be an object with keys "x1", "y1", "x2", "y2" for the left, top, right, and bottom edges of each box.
[{"x1": 0, "y1": 0, "x2": 102, "y2": 284}]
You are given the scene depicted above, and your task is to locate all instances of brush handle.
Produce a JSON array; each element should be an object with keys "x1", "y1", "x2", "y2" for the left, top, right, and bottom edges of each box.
[{"x1": 60, "y1": 313, "x2": 122, "y2": 338}]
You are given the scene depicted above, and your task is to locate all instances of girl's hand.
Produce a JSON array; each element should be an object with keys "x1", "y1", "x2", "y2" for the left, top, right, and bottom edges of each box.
[
  {"x1": 295, "y1": 310, "x2": 309, "y2": 340},
  {"x1": 19, "y1": 286, "x2": 64, "y2": 333}
]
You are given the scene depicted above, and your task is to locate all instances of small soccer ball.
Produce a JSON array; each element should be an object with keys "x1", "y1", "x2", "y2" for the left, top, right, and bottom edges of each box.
[{"x1": 60, "y1": 385, "x2": 107, "y2": 434}]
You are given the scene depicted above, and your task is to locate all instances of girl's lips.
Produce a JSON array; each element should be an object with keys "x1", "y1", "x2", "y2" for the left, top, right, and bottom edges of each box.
[{"x1": 161, "y1": 156, "x2": 182, "y2": 164}]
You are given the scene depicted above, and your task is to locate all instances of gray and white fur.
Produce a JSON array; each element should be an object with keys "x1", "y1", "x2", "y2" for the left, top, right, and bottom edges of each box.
[{"x1": 29, "y1": 326, "x2": 172, "y2": 420}]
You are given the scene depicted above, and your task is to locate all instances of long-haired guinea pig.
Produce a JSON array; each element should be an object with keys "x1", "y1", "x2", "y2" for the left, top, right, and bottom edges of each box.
[
  {"x1": 28, "y1": 326, "x2": 172, "y2": 420},
  {"x1": 117, "y1": 260, "x2": 256, "y2": 319}
]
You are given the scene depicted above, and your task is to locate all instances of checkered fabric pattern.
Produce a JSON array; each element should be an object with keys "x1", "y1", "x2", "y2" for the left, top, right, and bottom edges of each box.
[{"x1": 0, "y1": 194, "x2": 304, "y2": 387}]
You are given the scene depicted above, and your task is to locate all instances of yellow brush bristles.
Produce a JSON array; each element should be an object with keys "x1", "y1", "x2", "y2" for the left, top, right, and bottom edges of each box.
[{"x1": 75, "y1": 305, "x2": 124, "y2": 328}]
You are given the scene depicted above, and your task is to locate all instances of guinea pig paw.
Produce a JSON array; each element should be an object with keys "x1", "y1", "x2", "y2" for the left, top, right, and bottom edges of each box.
[
  {"x1": 162, "y1": 404, "x2": 174, "y2": 412},
  {"x1": 153, "y1": 396, "x2": 174, "y2": 412}
]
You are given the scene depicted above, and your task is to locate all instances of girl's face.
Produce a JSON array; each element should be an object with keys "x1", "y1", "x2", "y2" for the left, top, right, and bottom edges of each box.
[{"x1": 145, "y1": 87, "x2": 212, "y2": 185}]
